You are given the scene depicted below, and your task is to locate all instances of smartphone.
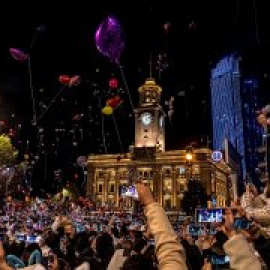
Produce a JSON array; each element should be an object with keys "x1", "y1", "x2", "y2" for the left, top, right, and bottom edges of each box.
[
  {"x1": 121, "y1": 185, "x2": 139, "y2": 199},
  {"x1": 15, "y1": 234, "x2": 25, "y2": 242},
  {"x1": 187, "y1": 224, "x2": 204, "y2": 236},
  {"x1": 196, "y1": 208, "x2": 225, "y2": 223},
  {"x1": 26, "y1": 235, "x2": 37, "y2": 243},
  {"x1": 149, "y1": 238, "x2": 155, "y2": 245},
  {"x1": 210, "y1": 254, "x2": 230, "y2": 265},
  {"x1": 233, "y1": 217, "x2": 252, "y2": 230}
]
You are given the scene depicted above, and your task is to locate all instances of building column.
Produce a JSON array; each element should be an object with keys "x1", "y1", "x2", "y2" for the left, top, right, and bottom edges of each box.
[
  {"x1": 115, "y1": 168, "x2": 120, "y2": 207},
  {"x1": 172, "y1": 166, "x2": 177, "y2": 208},
  {"x1": 86, "y1": 166, "x2": 95, "y2": 198}
]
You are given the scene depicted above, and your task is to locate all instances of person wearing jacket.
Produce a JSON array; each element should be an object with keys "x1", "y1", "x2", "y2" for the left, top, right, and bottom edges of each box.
[{"x1": 136, "y1": 183, "x2": 188, "y2": 270}]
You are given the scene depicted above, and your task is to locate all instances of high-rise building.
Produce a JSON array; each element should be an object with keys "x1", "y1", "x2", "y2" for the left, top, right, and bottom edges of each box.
[
  {"x1": 211, "y1": 54, "x2": 263, "y2": 186},
  {"x1": 241, "y1": 78, "x2": 263, "y2": 182}
]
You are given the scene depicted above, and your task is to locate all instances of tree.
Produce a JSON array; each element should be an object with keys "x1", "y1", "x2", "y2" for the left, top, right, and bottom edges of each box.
[
  {"x1": 0, "y1": 135, "x2": 20, "y2": 198},
  {"x1": 0, "y1": 135, "x2": 17, "y2": 167}
]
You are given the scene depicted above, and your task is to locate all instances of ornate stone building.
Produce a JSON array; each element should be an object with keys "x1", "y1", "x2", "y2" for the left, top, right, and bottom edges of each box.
[{"x1": 87, "y1": 78, "x2": 231, "y2": 210}]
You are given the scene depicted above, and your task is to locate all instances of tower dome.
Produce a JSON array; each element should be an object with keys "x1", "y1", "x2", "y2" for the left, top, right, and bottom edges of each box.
[{"x1": 138, "y1": 78, "x2": 162, "y2": 106}]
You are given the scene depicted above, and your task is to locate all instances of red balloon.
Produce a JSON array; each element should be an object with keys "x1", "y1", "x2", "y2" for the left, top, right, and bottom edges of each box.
[
  {"x1": 58, "y1": 75, "x2": 71, "y2": 85},
  {"x1": 106, "y1": 96, "x2": 122, "y2": 108},
  {"x1": 109, "y1": 78, "x2": 118, "y2": 88}
]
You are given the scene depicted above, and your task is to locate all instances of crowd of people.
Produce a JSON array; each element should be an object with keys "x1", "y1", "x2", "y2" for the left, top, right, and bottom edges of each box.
[{"x1": 0, "y1": 181, "x2": 269, "y2": 269}]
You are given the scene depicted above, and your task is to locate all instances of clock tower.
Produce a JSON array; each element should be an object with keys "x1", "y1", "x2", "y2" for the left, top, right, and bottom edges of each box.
[{"x1": 134, "y1": 78, "x2": 165, "y2": 152}]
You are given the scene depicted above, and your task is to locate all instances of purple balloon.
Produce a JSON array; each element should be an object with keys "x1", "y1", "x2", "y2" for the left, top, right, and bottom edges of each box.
[
  {"x1": 9, "y1": 48, "x2": 29, "y2": 61},
  {"x1": 95, "y1": 15, "x2": 125, "y2": 64}
]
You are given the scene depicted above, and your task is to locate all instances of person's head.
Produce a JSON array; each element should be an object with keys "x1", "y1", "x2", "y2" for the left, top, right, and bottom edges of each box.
[
  {"x1": 64, "y1": 223, "x2": 75, "y2": 239},
  {"x1": 75, "y1": 232, "x2": 90, "y2": 254},
  {"x1": 95, "y1": 233, "x2": 114, "y2": 268},
  {"x1": 122, "y1": 254, "x2": 155, "y2": 270},
  {"x1": 134, "y1": 237, "x2": 147, "y2": 254}
]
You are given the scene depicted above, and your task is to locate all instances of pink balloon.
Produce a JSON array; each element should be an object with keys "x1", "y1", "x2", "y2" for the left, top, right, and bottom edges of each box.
[
  {"x1": 69, "y1": 75, "x2": 81, "y2": 87},
  {"x1": 9, "y1": 48, "x2": 29, "y2": 61}
]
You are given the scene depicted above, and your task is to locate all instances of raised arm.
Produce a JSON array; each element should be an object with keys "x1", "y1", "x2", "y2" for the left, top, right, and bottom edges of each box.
[{"x1": 136, "y1": 183, "x2": 187, "y2": 270}]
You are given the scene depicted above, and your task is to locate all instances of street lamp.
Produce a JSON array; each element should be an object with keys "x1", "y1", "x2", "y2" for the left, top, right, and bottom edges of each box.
[
  {"x1": 185, "y1": 146, "x2": 194, "y2": 166},
  {"x1": 185, "y1": 146, "x2": 194, "y2": 180},
  {"x1": 186, "y1": 153, "x2": 193, "y2": 162}
]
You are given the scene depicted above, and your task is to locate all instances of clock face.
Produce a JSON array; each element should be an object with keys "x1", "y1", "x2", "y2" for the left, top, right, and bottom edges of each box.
[{"x1": 141, "y1": 112, "x2": 152, "y2": 126}]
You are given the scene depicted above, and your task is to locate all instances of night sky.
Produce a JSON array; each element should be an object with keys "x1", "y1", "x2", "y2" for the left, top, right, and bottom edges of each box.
[{"x1": 0, "y1": 0, "x2": 270, "y2": 193}]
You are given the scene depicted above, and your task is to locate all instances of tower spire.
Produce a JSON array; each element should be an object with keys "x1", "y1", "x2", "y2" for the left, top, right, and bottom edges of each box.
[{"x1": 149, "y1": 53, "x2": 153, "y2": 78}]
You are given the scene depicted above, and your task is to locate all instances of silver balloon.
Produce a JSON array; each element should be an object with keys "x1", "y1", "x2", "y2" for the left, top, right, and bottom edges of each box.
[{"x1": 77, "y1": 156, "x2": 87, "y2": 167}]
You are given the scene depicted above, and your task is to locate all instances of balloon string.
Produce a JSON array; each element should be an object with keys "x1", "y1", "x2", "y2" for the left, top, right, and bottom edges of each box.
[
  {"x1": 119, "y1": 65, "x2": 134, "y2": 113},
  {"x1": 28, "y1": 57, "x2": 37, "y2": 125},
  {"x1": 98, "y1": 98, "x2": 108, "y2": 154},
  {"x1": 112, "y1": 113, "x2": 123, "y2": 153},
  {"x1": 36, "y1": 85, "x2": 66, "y2": 124},
  {"x1": 29, "y1": 31, "x2": 38, "y2": 50}
]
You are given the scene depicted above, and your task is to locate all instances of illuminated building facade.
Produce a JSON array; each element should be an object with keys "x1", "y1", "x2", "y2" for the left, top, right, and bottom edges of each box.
[
  {"x1": 211, "y1": 54, "x2": 263, "y2": 186},
  {"x1": 211, "y1": 54, "x2": 245, "y2": 176},
  {"x1": 241, "y1": 78, "x2": 263, "y2": 182},
  {"x1": 87, "y1": 78, "x2": 231, "y2": 210}
]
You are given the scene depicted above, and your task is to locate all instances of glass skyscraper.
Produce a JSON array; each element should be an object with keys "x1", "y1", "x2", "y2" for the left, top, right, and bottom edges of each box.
[{"x1": 211, "y1": 54, "x2": 263, "y2": 183}]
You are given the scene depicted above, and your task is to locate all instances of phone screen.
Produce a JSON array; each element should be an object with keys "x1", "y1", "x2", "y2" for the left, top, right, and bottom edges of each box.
[
  {"x1": 196, "y1": 208, "x2": 225, "y2": 223},
  {"x1": 187, "y1": 224, "x2": 204, "y2": 236},
  {"x1": 121, "y1": 186, "x2": 139, "y2": 199},
  {"x1": 233, "y1": 217, "x2": 252, "y2": 230},
  {"x1": 211, "y1": 254, "x2": 230, "y2": 265},
  {"x1": 26, "y1": 235, "x2": 37, "y2": 243}
]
